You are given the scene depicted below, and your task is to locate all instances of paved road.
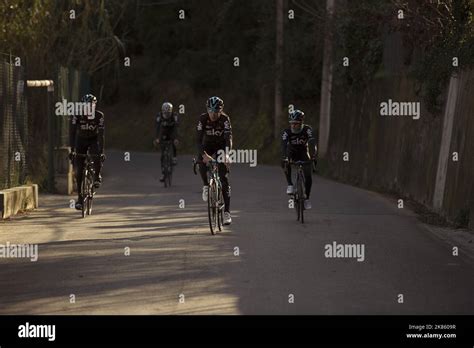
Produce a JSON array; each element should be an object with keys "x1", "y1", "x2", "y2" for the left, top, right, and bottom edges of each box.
[{"x1": 1, "y1": 150, "x2": 473, "y2": 314}]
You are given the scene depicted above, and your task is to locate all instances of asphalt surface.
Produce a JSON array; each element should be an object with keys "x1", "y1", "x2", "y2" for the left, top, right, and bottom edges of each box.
[{"x1": 0, "y1": 150, "x2": 473, "y2": 314}]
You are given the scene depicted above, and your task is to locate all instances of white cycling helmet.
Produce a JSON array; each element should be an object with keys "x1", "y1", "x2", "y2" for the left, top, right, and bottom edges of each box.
[{"x1": 162, "y1": 102, "x2": 173, "y2": 118}]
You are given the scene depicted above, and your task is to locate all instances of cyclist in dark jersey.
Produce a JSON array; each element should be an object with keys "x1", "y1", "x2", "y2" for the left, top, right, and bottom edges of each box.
[
  {"x1": 154, "y1": 102, "x2": 179, "y2": 182},
  {"x1": 196, "y1": 96, "x2": 233, "y2": 225},
  {"x1": 281, "y1": 109, "x2": 317, "y2": 210},
  {"x1": 69, "y1": 94, "x2": 105, "y2": 210}
]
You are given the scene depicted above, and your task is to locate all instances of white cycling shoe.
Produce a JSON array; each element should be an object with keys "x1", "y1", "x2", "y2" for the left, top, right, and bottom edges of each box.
[
  {"x1": 202, "y1": 186, "x2": 209, "y2": 202},
  {"x1": 223, "y1": 212, "x2": 232, "y2": 225},
  {"x1": 286, "y1": 185, "x2": 294, "y2": 195},
  {"x1": 304, "y1": 200, "x2": 312, "y2": 210}
]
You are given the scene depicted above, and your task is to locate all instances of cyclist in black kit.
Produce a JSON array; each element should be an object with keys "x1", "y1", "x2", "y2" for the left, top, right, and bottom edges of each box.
[
  {"x1": 281, "y1": 109, "x2": 317, "y2": 210},
  {"x1": 196, "y1": 96, "x2": 233, "y2": 225},
  {"x1": 153, "y1": 102, "x2": 179, "y2": 182},
  {"x1": 69, "y1": 94, "x2": 105, "y2": 210}
]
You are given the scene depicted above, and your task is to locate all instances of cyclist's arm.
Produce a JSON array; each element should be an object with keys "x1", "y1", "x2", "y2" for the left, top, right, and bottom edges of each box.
[
  {"x1": 306, "y1": 127, "x2": 316, "y2": 159},
  {"x1": 98, "y1": 111, "x2": 105, "y2": 154},
  {"x1": 224, "y1": 116, "x2": 232, "y2": 150},
  {"x1": 196, "y1": 116, "x2": 205, "y2": 156},
  {"x1": 155, "y1": 114, "x2": 162, "y2": 139},
  {"x1": 172, "y1": 113, "x2": 179, "y2": 139},
  {"x1": 281, "y1": 129, "x2": 289, "y2": 159},
  {"x1": 69, "y1": 115, "x2": 77, "y2": 151}
]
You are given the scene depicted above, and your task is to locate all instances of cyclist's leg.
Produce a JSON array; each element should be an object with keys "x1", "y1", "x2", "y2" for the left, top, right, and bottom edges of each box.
[
  {"x1": 172, "y1": 140, "x2": 177, "y2": 158},
  {"x1": 217, "y1": 162, "x2": 230, "y2": 212},
  {"x1": 285, "y1": 149, "x2": 298, "y2": 185},
  {"x1": 303, "y1": 162, "x2": 312, "y2": 199},
  {"x1": 160, "y1": 135, "x2": 167, "y2": 174},
  {"x1": 198, "y1": 144, "x2": 215, "y2": 186},
  {"x1": 198, "y1": 154, "x2": 209, "y2": 186},
  {"x1": 74, "y1": 139, "x2": 88, "y2": 202},
  {"x1": 283, "y1": 161, "x2": 293, "y2": 185},
  {"x1": 90, "y1": 140, "x2": 102, "y2": 182}
]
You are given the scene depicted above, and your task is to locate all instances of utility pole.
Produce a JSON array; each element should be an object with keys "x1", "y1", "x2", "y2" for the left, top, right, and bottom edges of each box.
[
  {"x1": 319, "y1": 0, "x2": 335, "y2": 157},
  {"x1": 274, "y1": 0, "x2": 284, "y2": 139}
]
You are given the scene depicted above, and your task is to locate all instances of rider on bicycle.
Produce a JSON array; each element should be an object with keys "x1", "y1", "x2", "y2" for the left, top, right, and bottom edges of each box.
[
  {"x1": 154, "y1": 102, "x2": 179, "y2": 182},
  {"x1": 281, "y1": 109, "x2": 317, "y2": 210},
  {"x1": 69, "y1": 94, "x2": 105, "y2": 210},
  {"x1": 196, "y1": 96, "x2": 233, "y2": 225}
]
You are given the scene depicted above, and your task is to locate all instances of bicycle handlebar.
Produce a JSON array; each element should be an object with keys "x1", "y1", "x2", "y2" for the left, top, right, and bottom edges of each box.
[
  {"x1": 73, "y1": 154, "x2": 102, "y2": 158},
  {"x1": 287, "y1": 160, "x2": 313, "y2": 166},
  {"x1": 193, "y1": 157, "x2": 219, "y2": 175}
]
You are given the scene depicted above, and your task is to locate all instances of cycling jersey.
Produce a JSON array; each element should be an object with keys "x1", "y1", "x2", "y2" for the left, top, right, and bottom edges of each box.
[
  {"x1": 70, "y1": 110, "x2": 105, "y2": 153},
  {"x1": 281, "y1": 124, "x2": 316, "y2": 160},
  {"x1": 156, "y1": 112, "x2": 178, "y2": 140},
  {"x1": 196, "y1": 113, "x2": 232, "y2": 155}
]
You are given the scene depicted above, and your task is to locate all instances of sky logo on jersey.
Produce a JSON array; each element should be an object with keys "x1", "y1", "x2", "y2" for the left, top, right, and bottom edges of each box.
[{"x1": 290, "y1": 138, "x2": 306, "y2": 145}]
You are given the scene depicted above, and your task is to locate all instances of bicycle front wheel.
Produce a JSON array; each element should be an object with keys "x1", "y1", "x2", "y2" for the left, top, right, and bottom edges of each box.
[
  {"x1": 81, "y1": 171, "x2": 88, "y2": 218},
  {"x1": 207, "y1": 181, "x2": 218, "y2": 235},
  {"x1": 297, "y1": 175, "x2": 305, "y2": 224}
]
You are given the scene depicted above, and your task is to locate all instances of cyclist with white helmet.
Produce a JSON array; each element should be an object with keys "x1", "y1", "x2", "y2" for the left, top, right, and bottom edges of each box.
[
  {"x1": 196, "y1": 96, "x2": 233, "y2": 225},
  {"x1": 154, "y1": 102, "x2": 179, "y2": 182},
  {"x1": 281, "y1": 109, "x2": 317, "y2": 210}
]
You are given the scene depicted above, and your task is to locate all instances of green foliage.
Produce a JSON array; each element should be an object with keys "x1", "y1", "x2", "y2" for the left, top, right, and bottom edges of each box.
[
  {"x1": 332, "y1": 1, "x2": 389, "y2": 89},
  {"x1": 331, "y1": 0, "x2": 474, "y2": 111},
  {"x1": 406, "y1": 0, "x2": 474, "y2": 112}
]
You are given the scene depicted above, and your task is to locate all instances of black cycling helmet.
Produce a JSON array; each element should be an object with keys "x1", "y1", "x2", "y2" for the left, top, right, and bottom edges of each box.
[
  {"x1": 206, "y1": 96, "x2": 224, "y2": 112},
  {"x1": 81, "y1": 94, "x2": 97, "y2": 103},
  {"x1": 289, "y1": 109, "x2": 304, "y2": 122}
]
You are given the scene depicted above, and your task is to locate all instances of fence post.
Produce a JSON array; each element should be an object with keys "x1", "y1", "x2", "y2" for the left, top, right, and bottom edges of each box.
[
  {"x1": 433, "y1": 73, "x2": 461, "y2": 211},
  {"x1": 47, "y1": 84, "x2": 55, "y2": 192},
  {"x1": 26, "y1": 80, "x2": 55, "y2": 192}
]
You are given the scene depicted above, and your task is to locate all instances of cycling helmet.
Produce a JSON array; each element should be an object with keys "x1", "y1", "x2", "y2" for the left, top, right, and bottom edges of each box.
[
  {"x1": 81, "y1": 94, "x2": 97, "y2": 103},
  {"x1": 289, "y1": 109, "x2": 304, "y2": 122},
  {"x1": 206, "y1": 96, "x2": 224, "y2": 112},
  {"x1": 162, "y1": 102, "x2": 173, "y2": 114}
]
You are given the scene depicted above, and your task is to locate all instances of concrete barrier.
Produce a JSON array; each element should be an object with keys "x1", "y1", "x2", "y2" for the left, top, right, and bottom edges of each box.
[{"x1": 0, "y1": 185, "x2": 38, "y2": 219}]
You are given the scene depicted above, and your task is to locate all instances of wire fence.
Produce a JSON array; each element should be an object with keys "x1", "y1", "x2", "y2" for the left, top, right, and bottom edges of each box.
[
  {"x1": 0, "y1": 60, "x2": 28, "y2": 190},
  {"x1": 0, "y1": 59, "x2": 90, "y2": 191}
]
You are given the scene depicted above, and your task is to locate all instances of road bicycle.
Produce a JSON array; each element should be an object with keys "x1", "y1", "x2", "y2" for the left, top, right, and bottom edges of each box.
[
  {"x1": 286, "y1": 160, "x2": 312, "y2": 224},
  {"x1": 74, "y1": 153, "x2": 101, "y2": 218},
  {"x1": 193, "y1": 158, "x2": 225, "y2": 235}
]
